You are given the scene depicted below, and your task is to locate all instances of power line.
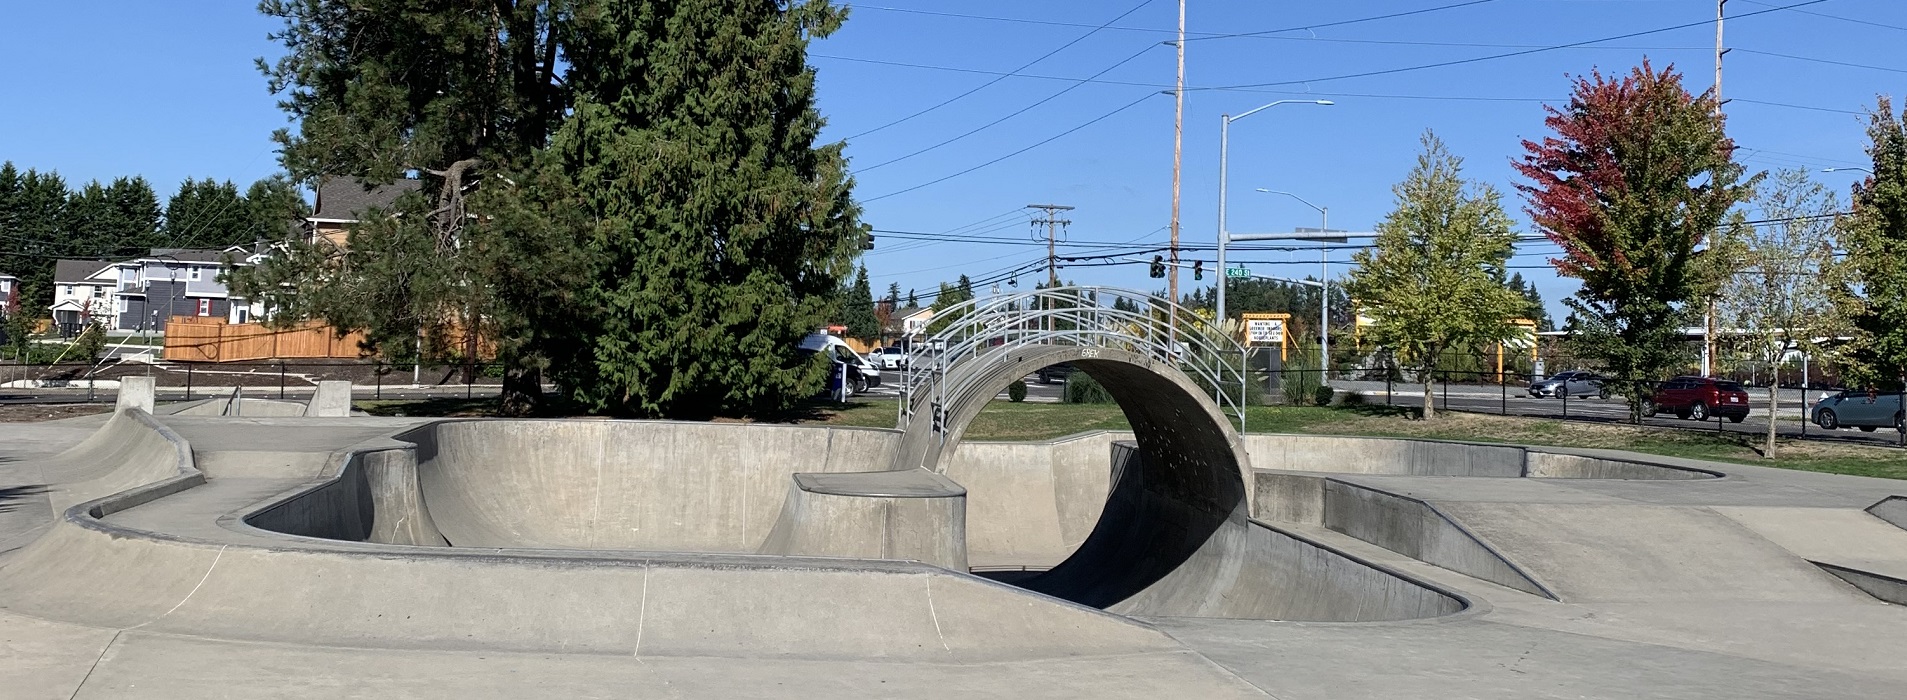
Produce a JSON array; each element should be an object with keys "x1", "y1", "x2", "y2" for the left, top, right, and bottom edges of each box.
[
  {"x1": 853, "y1": 44, "x2": 1159, "y2": 173},
  {"x1": 812, "y1": 53, "x2": 1557, "y2": 103},
  {"x1": 1738, "y1": 0, "x2": 1907, "y2": 33},
  {"x1": 1733, "y1": 47, "x2": 1907, "y2": 75},
  {"x1": 1193, "y1": 0, "x2": 1827, "y2": 91},
  {"x1": 855, "y1": 1, "x2": 1502, "y2": 43},
  {"x1": 1731, "y1": 98, "x2": 1865, "y2": 116},
  {"x1": 843, "y1": 0, "x2": 1157, "y2": 141},
  {"x1": 1186, "y1": 0, "x2": 1502, "y2": 42},
  {"x1": 861, "y1": 92, "x2": 1160, "y2": 203}
]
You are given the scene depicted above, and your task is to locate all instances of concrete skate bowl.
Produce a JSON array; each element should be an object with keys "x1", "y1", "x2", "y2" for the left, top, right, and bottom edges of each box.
[
  {"x1": 887, "y1": 344, "x2": 1467, "y2": 621},
  {"x1": 234, "y1": 415, "x2": 1466, "y2": 624}
]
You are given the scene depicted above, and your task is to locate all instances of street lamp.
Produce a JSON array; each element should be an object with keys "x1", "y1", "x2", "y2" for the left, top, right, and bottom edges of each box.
[
  {"x1": 1216, "y1": 99, "x2": 1332, "y2": 325},
  {"x1": 1821, "y1": 167, "x2": 1873, "y2": 175},
  {"x1": 1256, "y1": 188, "x2": 1333, "y2": 380}
]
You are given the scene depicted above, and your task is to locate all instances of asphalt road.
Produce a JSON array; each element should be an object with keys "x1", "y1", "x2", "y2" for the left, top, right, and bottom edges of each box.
[{"x1": 1350, "y1": 383, "x2": 1907, "y2": 449}]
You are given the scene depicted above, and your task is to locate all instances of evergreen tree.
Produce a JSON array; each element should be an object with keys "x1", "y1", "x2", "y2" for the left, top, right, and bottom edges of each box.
[
  {"x1": 233, "y1": 0, "x2": 576, "y2": 414},
  {"x1": 108, "y1": 176, "x2": 164, "y2": 251},
  {"x1": 162, "y1": 178, "x2": 251, "y2": 249},
  {"x1": 1831, "y1": 96, "x2": 1907, "y2": 392},
  {"x1": 885, "y1": 282, "x2": 901, "y2": 305},
  {"x1": 242, "y1": 175, "x2": 309, "y2": 246},
  {"x1": 525, "y1": 0, "x2": 865, "y2": 417},
  {"x1": 957, "y1": 274, "x2": 974, "y2": 299},
  {"x1": 907, "y1": 288, "x2": 919, "y2": 307},
  {"x1": 7, "y1": 169, "x2": 69, "y2": 308},
  {"x1": 1514, "y1": 62, "x2": 1754, "y2": 420},
  {"x1": 841, "y1": 265, "x2": 880, "y2": 340},
  {"x1": 1346, "y1": 131, "x2": 1524, "y2": 419}
]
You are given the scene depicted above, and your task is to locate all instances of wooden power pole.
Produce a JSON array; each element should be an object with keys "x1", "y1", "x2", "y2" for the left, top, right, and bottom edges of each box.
[
  {"x1": 1028, "y1": 203, "x2": 1073, "y2": 334},
  {"x1": 1706, "y1": 0, "x2": 1728, "y2": 376}
]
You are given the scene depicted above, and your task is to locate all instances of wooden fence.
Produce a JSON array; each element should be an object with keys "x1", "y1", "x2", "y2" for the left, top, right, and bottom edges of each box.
[{"x1": 162, "y1": 318, "x2": 369, "y2": 362}]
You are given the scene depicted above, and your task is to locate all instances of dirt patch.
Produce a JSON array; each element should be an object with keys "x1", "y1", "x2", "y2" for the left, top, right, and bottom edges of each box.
[{"x1": 0, "y1": 402, "x2": 113, "y2": 423}]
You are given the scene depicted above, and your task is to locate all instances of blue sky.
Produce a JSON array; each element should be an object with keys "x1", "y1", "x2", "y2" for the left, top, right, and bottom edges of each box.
[{"x1": 2, "y1": 1, "x2": 1899, "y2": 319}]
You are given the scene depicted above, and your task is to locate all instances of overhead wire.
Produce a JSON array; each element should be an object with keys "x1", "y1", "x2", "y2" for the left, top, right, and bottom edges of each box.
[
  {"x1": 861, "y1": 92, "x2": 1160, "y2": 203},
  {"x1": 843, "y1": 0, "x2": 1158, "y2": 141},
  {"x1": 853, "y1": 43, "x2": 1161, "y2": 173},
  {"x1": 1192, "y1": 0, "x2": 1827, "y2": 91}
]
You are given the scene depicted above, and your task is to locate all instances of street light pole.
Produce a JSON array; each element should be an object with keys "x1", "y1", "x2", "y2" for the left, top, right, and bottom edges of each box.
[
  {"x1": 1216, "y1": 99, "x2": 1332, "y2": 325},
  {"x1": 1256, "y1": 189, "x2": 1332, "y2": 380}
]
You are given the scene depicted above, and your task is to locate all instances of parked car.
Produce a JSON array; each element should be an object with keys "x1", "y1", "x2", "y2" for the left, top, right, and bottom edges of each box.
[
  {"x1": 873, "y1": 345, "x2": 909, "y2": 371},
  {"x1": 1528, "y1": 370, "x2": 1608, "y2": 399},
  {"x1": 1647, "y1": 376, "x2": 1750, "y2": 423},
  {"x1": 1035, "y1": 362, "x2": 1076, "y2": 384},
  {"x1": 1811, "y1": 389, "x2": 1905, "y2": 433}
]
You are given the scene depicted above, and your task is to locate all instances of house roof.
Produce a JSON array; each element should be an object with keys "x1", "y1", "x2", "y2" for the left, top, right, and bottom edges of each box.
[
  {"x1": 312, "y1": 177, "x2": 422, "y2": 222},
  {"x1": 141, "y1": 248, "x2": 234, "y2": 265},
  {"x1": 896, "y1": 306, "x2": 933, "y2": 321},
  {"x1": 53, "y1": 260, "x2": 112, "y2": 284}
]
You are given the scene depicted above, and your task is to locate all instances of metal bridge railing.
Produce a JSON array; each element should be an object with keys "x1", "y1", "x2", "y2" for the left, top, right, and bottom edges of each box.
[{"x1": 896, "y1": 286, "x2": 1249, "y2": 436}]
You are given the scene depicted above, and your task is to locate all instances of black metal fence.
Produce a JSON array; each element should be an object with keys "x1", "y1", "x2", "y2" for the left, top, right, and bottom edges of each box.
[
  {"x1": 0, "y1": 360, "x2": 507, "y2": 404},
  {"x1": 1267, "y1": 365, "x2": 1907, "y2": 449}
]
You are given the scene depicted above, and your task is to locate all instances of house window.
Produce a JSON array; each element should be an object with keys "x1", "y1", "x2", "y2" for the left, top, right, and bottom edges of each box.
[
  {"x1": 188, "y1": 268, "x2": 203, "y2": 282},
  {"x1": 93, "y1": 286, "x2": 105, "y2": 298},
  {"x1": 63, "y1": 285, "x2": 74, "y2": 296},
  {"x1": 197, "y1": 299, "x2": 212, "y2": 317}
]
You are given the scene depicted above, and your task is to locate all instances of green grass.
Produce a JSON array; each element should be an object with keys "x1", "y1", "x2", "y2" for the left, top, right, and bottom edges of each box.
[
  {"x1": 819, "y1": 399, "x2": 1907, "y2": 480},
  {"x1": 356, "y1": 394, "x2": 1907, "y2": 481}
]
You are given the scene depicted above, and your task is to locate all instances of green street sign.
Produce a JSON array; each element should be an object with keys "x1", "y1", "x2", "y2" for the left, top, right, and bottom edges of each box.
[{"x1": 1224, "y1": 266, "x2": 1250, "y2": 279}]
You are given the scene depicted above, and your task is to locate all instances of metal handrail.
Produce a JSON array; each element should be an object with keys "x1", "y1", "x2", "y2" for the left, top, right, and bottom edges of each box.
[{"x1": 896, "y1": 286, "x2": 1248, "y2": 434}]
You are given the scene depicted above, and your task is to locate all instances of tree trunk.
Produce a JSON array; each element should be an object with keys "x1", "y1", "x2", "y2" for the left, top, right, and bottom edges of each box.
[
  {"x1": 1422, "y1": 370, "x2": 1436, "y2": 420},
  {"x1": 500, "y1": 365, "x2": 542, "y2": 417},
  {"x1": 1766, "y1": 370, "x2": 1779, "y2": 459}
]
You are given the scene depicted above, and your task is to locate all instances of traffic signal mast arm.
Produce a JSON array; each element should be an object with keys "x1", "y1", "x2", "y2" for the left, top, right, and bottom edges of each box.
[{"x1": 1130, "y1": 256, "x2": 1320, "y2": 287}]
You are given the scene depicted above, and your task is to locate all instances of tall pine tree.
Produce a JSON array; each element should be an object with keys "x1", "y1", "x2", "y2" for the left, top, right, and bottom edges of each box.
[
  {"x1": 841, "y1": 265, "x2": 880, "y2": 340},
  {"x1": 525, "y1": 0, "x2": 865, "y2": 417}
]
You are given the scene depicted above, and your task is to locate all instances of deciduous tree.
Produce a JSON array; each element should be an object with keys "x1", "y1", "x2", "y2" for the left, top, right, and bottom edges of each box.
[
  {"x1": 1719, "y1": 169, "x2": 1839, "y2": 456},
  {"x1": 1514, "y1": 62, "x2": 1755, "y2": 421},
  {"x1": 1830, "y1": 97, "x2": 1907, "y2": 396},
  {"x1": 1347, "y1": 131, "x2": 1524, "y2": 419}
]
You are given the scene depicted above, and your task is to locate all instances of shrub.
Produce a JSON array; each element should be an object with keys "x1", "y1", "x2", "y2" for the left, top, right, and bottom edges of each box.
[
  {"x1": 1313, "y1": 384, "x2": 1336, "y2": 407},
  {"x1": 1281, "y1": 342, "x2": 1323, "y2": 406},
  {"x1": 1063, "y1": 371, "x2": 1116, "y2": 404},
  {"x1": 1007, "y1": 380, "x2": 1027, "y2": 403}
]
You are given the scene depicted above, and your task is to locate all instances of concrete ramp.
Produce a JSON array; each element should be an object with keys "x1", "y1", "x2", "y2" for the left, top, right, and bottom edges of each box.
[{"x1": 1439, "y1": 503, "x2": 1866, "y2": 603}]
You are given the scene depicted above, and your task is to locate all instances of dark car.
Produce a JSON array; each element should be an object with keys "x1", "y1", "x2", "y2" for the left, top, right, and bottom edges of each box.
[
  {"x1": 1647, "y1": 376, "x2": 1750, "y2": 423},
  {"x1": 1812, "y1": 389, "x2": 1905, "y2": 433},
  {"x1": 1528, "y1": 370, "x2": 1608, "y2": 399},
  {"x1": 1035, "y1": 363, "x2": 1076, "y2": 384}
]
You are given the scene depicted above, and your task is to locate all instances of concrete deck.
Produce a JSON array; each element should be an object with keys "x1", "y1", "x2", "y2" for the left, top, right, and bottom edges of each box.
[{"x1": 2, "y1": 414, "x2": 1906, "y2": 698}]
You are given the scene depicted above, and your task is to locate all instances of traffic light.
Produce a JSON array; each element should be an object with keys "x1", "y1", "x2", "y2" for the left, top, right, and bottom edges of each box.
[
  {"x1": 861, "y1": 234, "x2": 875, "y2": 251},
  {"x1": 1193, "y1": 260, "x2": 1204, "y2": 281},
  {"x1": 1149, "y1": 255, "x2": 1165, "y2": 278}
]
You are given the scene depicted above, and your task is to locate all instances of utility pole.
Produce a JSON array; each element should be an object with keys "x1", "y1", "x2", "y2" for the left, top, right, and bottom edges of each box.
[
  {"x1": 1168, "y1": 0, "x2": 1186, "y2": 314},
  {"x1": 1705, "y1": 0, "x2": 1727, "y2": 376},
  {"x1": 1028, "y1": 204, "x2": 1073, "y2": 334}
]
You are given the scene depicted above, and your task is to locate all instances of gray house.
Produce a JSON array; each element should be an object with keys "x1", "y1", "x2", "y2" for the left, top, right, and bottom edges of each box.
[{"x1": 51, "y1": 249, "x2": 252, "y2": 334}]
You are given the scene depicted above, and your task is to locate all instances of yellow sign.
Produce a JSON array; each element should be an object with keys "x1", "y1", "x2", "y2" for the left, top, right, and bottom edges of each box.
[{"x1": 1240, "y1": 312, "x2": 1291, "y2": 360}]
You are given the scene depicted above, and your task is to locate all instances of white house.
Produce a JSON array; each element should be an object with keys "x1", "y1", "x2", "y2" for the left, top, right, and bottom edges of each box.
[{"x1": 49, "y1": 260, "x2": 115, "y2": 335}]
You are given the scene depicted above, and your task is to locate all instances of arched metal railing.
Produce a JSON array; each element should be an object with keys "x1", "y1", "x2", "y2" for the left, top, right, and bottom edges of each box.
[{"x1": 896, "y1": 286, "x2": 1249, "y2": 436}]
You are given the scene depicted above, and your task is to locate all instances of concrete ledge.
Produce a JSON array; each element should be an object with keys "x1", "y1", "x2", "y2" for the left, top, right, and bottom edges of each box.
[
  {"x1": 1816, "y1": 561, "x2": 1907, "y2": 606},
  {"x1": 1321, "y1": 479, "x2": 1558, "y2": 600},
  {"x1": 115, "y1": 376, "x2": 154, "y2": 414},
  {"x1": 1867, "y1": 496, "x2": 1907, "y2": 532},
  {"x1": 759, "y1": 471, "x2": 968, "y2": 569}
]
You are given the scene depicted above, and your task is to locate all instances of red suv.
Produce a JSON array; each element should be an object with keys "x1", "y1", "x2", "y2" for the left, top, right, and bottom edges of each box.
[{"x1": 1647, "y1": 376, "x2": 1751, "y2": 423}]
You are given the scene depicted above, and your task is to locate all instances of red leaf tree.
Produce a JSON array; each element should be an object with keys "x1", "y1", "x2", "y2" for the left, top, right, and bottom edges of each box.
[{"x1": 1513, "y1": 61, "x2": 1756, "y2": 420}]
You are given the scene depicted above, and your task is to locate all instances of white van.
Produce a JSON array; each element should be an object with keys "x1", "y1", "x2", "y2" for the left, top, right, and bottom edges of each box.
[{"x1": 798, "y1": 333, "x2": 882, "y2": 395}]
